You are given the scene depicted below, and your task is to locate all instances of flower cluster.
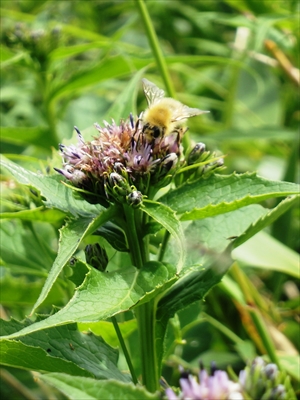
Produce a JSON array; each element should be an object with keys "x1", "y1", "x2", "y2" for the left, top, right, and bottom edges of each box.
[
  {"x1": 55, "y1": 116, "x2": 181, "y2": 207},
  {"x1": 165, "y1": 364, "x2": 243, "y2": 400},
  {"x1": 238, "y1": 357, "x2": 294, "y2": 400},
  {"x1": 165, "y1": 358, "x2": 295, "y2": 400}
]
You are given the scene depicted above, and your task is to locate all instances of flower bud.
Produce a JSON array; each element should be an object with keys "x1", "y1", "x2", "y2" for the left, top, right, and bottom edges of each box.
[
  {"x1": 109, "y1": 172, "x2": 131, "y2": 198},
  {"x1": 187, "y1": 142, "x2": 206, "y2": 165},
  {"x1": 270, "y1": 384, "x2": 286, "y2": 399},
  {"x1": 85, "y1": 243, "x2": 108, "y2": 272},
  {"x1": 127, "y1": 190, "x2": 143, "y2": 208},
  {"x1": 264, "y1": 364, "x2": 278, "y2": 380},
  {"x1": 150, "y1": 153, "x2": 178, "y2": 186}
]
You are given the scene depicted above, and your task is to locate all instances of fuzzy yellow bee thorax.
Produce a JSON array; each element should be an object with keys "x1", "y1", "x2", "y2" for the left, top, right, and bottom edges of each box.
[{"x1": 143, "y1": 104, "x2": 172, "y2": 128}]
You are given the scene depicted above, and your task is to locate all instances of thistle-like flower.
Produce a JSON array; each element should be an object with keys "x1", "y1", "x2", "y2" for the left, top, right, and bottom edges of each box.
[
  {"x1": 55, "y1": 115, "x2": 181, "y2": 206},
  {"x1": 165, "y1": 365, "x2": 243, "y2": 400},
  {"x1": 165, "y1": 358, "x2": 296, "y2": 400}
]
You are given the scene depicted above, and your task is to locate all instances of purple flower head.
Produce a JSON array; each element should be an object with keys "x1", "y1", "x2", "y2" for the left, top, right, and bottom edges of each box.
[
  {"x1": 165, "y1": 365, "x2": 243, "y2": 400},
  {"x1": 55, "y1": 117, "x2": 181, "y2": 206}
]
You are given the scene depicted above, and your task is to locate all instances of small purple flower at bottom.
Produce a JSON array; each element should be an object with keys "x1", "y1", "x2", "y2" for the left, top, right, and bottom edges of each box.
[{"x1": 165, "y1": 368, "x2": 243, "y2": 400}]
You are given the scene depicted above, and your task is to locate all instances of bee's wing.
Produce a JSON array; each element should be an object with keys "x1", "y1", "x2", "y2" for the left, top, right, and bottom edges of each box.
[
  {"x1": 142, "y1": 78, "x2": 165, "y2": 106},
  {"x1": 171, "y1": 105, "x2": 209, "y2": 122}
]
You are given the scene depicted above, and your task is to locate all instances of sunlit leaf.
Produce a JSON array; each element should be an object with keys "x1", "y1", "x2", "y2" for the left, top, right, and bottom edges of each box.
[
  {"x1": 0, "y1": 155, "x2": 103, "y2": 217},
  {"x1": 0, "y1": 319, "x2": 127, "y2": 381},
  {"x1": 160, "y1": 173, "x2": 300, "y2": 221},
  {"x1": 142, "y1": 200, "x2": 186, "y2": 272},
  {"x1": 40, "y1": 373, "x2": 159, "y2": 400},
  {"x1": 2, "y1": 262, "x2": 177, "y2": 339},
  {"x1": 31, "y1": 207, "x2": 116, "y2": 314}
]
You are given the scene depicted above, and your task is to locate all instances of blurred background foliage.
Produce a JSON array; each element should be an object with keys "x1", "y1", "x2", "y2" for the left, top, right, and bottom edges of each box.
[{"x1": 0, "y1": 0, "x2": 299, "y2": 398}]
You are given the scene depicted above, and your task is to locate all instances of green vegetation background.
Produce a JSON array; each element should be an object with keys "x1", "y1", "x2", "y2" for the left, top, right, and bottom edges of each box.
[{"x1": 0, "y1": 0, "x2": 299, "y2": 399}]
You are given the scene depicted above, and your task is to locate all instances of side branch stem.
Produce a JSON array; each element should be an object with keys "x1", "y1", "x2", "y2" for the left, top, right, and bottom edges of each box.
[{"x1": 111, "y1": 316, "x2": 138, "y2": 384}]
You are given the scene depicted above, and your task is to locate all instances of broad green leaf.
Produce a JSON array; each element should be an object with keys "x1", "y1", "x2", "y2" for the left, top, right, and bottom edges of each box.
[
  {"x1": 0, "y1": 126, "x2": 56, "y2": 148},
  {"x1": 142, "y1": 200, "x2": 186, "y2": 272},
  {"x1": 49, "y1": 42, "x2": 111, "y2": 61},
  {"x1": 49, "y1": 55, "x2": 135, "y2": 101},
  {"x1": 0, "y1": 274, "x2": 66, "y2": 308},
  {"x1": 0, "y1": 340, "x2": 91, "y2": 377},
  {"x1": 154, "y1": 204, "x2": 269, "y2": 370},
  {"x1": 104, "y1": 69, "x2": 146, "y2": 122},
  {"x1": 0, "y1": 8, "x2": 35, "y2": 22},
  {"x1": 0, "y1": 156, "x2": 105, "y2": 217},
  {"x1": 232, "y1": 231, "x2": 300, "y2": 278},
  {"x1": 2, "y1": 262, "x2": 177, "y2": 339},
  {"x1": 160, "y1": 173, "x2": 300, "y2": 221},
  {"x1": 0, "y1": 45, "x2": 16, "y2": 62},
  {"x1": 0, "y1": 51, "x2": 27, "y2": 68},
  {"x1": 31, "y1": 207, "x2": 115, "y2": 314},
  {"x1": 0, "y1": 320, "x2": 127, "y2": 381},
  {"x1": 182, "y1": 205, "x2": 267, "y2": 268},
  {"x1": 78, "y1": 320, "x2": 137, "y2": 348},
  {"x1": 0, "y1": 219, "x2": 56, "y2": 275},
  {"x1": 279, "y1": 354, "x2": 300, "y2": 382},
  {"x1": 232, "y1": 196, "x2": 299, "y2": 249},
  {"x1": 0, "y1": 155, "x2": 103, "y2": 217},
  {"x1": 40, "y1": 374, "x2": 159, "y2": 400},
  {"x1": 0, "y1": 207, "x2": 66, "y2": 224}
]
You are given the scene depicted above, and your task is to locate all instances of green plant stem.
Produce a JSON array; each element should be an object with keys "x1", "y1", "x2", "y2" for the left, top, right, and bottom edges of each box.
[
  {"x1": 135, "y1": 0, "x2": 175, "y2": 98},
  {"x1": 157, "y1": 230, "x2": 170, "y2": 262},
  {"x1": 248, "y1": 307, "x2": 281, "y2": 368},
  {"x1": 123, "y1": 204, "x2": 159, "y2": 392},
  {"x1": 123, "y1": 204, "x2": 144, "y2": 269},
  {"x1": 135, "y1": 300, "x2": 159, "y2": 392},
  {"x1": 111, "y1": 316, "x2": 138, "y2": 384},
  {"x1": 136, "y1": 0, "x2": 192, "y2": 153}
]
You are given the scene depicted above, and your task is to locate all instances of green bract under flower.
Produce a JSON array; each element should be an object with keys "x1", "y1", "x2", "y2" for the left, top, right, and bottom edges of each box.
[{"x1": 55, "y1": 116, "x2": 182, "y2": 206}]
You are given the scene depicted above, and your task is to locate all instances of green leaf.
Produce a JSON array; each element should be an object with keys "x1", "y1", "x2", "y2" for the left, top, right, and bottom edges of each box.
[
  {"x1": 160, "y1": 173, "x2": 300, "y2": 221},
  {"x1": 0, "y1": 275, "x2": 66, "y2": 308},
  {"x1": 104, "y1": 69, "x2": 146, "y2": 122},
  {"x1": 142, "y1": 200, "x2": 186, "y2": 272},
  {"x1": 0, "y1": 207, "x2": 65, "y2": 224},
  {"x1": 49, "y1": 55, "x2": 136, "y2": 101},
  {"x1": 154, "y1": 204, "x2": 269, "y2": 369},
  {"x1": 2, "y1": 262, "x2": 177, "y2": 339},
  {"x1": 0, "y1": 320, "x2": 127, "y2": 381},
  {"x1": 0, "y1": 155, "x2": 103, "y2": 218},
  {"x1": 232, "y1": 231, "x2": 300, "y2": 278},
  {"x1": 0, "y1": 220, "x2": 56, "y2": 275},
  {"x1": 78, "y1": 320, "x2": 137, "y2": 348},
  {"x1": 39, "y1": 374, "x2": 159, "y2": 400},
  {"x1": 232, "y1": 195, "x2": 299, "y2": 249},
  {"x1": 0, "y1": 126, "x2": 56, "y2": 148},
  {"x1": 49, "y1": 42, "x2": 111, "y2": 61},
  {"x1": 94, "y1": 222, "x2": 128, "y2": 252},
  {"x1": 31, "y1": 207, "x2": 116, "y2": 314},
  {"x1": 158, "y1": 204, "x2": 271, "y2": 320},
  {"x1": 0, "y1": 340, "x2": 91, "y2": 377}
]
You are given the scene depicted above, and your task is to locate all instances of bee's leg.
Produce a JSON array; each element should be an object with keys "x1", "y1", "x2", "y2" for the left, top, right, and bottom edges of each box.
[{"x1": 133, "y1": 118, "x2": 141, "y2": 137}]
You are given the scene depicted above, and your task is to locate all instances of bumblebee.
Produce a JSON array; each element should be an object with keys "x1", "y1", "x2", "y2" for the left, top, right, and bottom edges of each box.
[{"x1": 141, "y1": 78, "x2": 209, "y2": 143}]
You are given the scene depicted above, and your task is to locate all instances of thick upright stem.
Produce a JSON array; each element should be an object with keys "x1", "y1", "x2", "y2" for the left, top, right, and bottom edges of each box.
[
  {"x1": 123, "y1": 204, "x2": 144, "y2": 269},
  {"x1": 122, "y1": 204, "x2": 159, "y2": 392},
  {"x1": 135, "y1": 300, "x2": 159, "y2": 392}
]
